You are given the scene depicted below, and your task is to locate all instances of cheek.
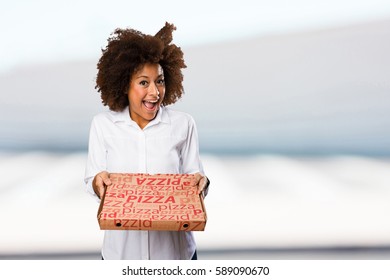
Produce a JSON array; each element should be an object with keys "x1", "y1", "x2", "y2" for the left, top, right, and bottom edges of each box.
[
  {"x1": 160, "y1": 92, "x2": 166, "y2": 102},
  {"x1": 128, "y1": 88, "x2": 143, "y2": 103},
  {"x1": 159, "y1": 87, "x2": 166, "y2": 100}
]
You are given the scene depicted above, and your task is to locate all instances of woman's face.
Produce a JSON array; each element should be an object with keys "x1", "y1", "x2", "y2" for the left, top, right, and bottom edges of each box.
[{"x1": 127, "y1": 63, "x2": 165, "y2": 129}]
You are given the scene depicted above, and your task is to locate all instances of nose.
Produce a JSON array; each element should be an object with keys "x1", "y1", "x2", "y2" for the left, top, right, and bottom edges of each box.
[{"x1": 148, "y1": 83, "x2": 160, "y2": 99}]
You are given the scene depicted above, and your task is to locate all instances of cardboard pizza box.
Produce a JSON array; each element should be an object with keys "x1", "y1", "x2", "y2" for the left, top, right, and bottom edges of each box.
[{"x1": 97, "y1": 173, "x2": 207, "y2": 231}]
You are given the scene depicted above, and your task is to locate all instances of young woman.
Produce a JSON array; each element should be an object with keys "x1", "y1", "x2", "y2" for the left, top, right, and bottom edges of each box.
[{"x1": 84, "y1": 22, "x2": 209, "y2": 260}]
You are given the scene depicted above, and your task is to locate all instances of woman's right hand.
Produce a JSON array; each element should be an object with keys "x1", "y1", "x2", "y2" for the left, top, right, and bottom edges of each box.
[{"x1": 92, "y1": 171, "x2": 112, "y2": 199}]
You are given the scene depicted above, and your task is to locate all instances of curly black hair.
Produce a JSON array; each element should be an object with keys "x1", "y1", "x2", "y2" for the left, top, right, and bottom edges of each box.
[{"x1": 95, "y1": 22, "x2": 186, "y2": 111}]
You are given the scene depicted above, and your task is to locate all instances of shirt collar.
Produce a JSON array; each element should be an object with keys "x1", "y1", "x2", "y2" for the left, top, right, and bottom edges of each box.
[
  {"x1": 110, "y1": 106, "x2": 170, "y2": 127},
  {"x1": 110, "y1": 107, "x2": 131, "y2": 124},
  {"x1": 146, "y1": 106, "x2": 170, "y2": 128}
]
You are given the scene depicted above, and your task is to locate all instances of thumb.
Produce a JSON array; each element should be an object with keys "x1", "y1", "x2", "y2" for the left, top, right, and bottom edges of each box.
[{"x1": 100, "y1": 172, "x2": 112, "y2": 186}]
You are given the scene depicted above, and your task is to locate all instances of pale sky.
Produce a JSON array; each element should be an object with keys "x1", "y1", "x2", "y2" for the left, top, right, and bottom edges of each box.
[{"x1": 1, "y1": 0, "x2": 390, "y2": 73}]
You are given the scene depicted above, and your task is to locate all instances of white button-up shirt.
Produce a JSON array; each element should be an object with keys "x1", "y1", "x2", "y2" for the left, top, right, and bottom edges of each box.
[{"x1": 84, "y1": 106, "x2": 205, "y2": 260}]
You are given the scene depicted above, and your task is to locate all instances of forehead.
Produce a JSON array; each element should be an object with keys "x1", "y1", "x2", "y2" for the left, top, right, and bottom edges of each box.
[{"x1": 134, "y1": 63, "x2": 164, "y2": 77}]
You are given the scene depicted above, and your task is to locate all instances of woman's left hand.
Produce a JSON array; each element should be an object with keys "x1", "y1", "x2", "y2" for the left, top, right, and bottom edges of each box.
[{"x1": 193, "y1": 173, "x2": 209, "y2": 195}]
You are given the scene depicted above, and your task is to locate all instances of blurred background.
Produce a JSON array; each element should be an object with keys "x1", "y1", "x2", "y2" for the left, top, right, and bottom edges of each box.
[{"x1": 0, "y1": 0, "x2": 390, "y2": 259}]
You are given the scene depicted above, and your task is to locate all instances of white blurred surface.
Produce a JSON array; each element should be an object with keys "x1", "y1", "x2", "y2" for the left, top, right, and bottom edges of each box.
[
  {"x1": 2, "y1": 0, "x2": 390, "y2": 73},
  {"x1": 0, "y1": 152, "x2": 389, "y2": 255}
]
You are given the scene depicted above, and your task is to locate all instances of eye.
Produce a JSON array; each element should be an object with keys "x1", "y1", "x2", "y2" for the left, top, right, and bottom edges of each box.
[
  {"x1": 156, "y1": 79, "x2": 165, "y2": 85},
  {"x1": 139, "y1": 80, "x2": 148, "y2": 86}
]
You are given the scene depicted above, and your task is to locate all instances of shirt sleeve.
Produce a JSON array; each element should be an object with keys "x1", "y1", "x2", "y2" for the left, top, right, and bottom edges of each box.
[
  {"x1": 84, "y1": 116, "x2": 107, "y2": 202},
  {"x1": 180, "y1": 116, "x2": 209, "y2": 197}
]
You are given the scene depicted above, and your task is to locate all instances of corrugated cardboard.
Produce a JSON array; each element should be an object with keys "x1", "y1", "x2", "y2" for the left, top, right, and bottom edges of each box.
[{"x1": 97, "y1": 173, "x2": 207, "y2": 231}]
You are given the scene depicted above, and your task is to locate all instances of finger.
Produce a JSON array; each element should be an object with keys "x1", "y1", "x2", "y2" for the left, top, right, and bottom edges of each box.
[
  {"x1": 192, "y1": 173, "x2": 202, "y2": 187},
  {"x1": 93, "y1": 174, "x2": 106, "y2": 199},
  {"x1": 103, "y1": 177, "x2": 112, "y2": 186},
  {"x1": 198, "y1": 176, "x2": 207, "y2": 192},
  {"x1": 99, "y1": 172, "x2": 112, "y2": 186},
  {"x1": 194, "y1": 172, "x2": 203, "y2": 182},
  {"x1": 193, "y1": 173, "x2": 205, "y2": 193}
]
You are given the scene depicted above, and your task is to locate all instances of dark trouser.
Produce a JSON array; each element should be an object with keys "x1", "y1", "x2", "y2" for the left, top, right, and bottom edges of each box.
[{"x1": 102, "y1": 250, "x2": 198, "y2": 260}]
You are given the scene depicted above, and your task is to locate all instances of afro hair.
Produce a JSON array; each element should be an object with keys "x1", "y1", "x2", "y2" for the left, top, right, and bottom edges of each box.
[{"x1": 95, "y1": 22, "x2": 186, "y2": 111}]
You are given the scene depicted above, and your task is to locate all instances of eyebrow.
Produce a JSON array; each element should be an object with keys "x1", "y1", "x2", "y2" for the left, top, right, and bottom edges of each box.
[{"x1": 136, "y1": 74, "x2": 164, "y2": 79}]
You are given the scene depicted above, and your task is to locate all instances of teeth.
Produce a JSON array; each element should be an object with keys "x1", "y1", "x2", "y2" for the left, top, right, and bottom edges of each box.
[{"x1": 145, "y1": 100, "x2": 158, "y2": 103}]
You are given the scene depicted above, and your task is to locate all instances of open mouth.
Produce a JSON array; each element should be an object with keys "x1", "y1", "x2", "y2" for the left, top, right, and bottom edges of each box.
[{"x1": 142, "y1": 100, "x2": 158, "y2": 111}]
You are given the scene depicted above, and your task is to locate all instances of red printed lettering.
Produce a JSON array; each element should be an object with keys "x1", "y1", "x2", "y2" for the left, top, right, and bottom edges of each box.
[
  {"x1": 126, "y1": 195, "x2": 176, "y2": 204},
  {"x1": 156, "y1": 178, "x2": 165, "y2": 185},
  {"x1": 146, "y1": 178, "x2": 156, "y2": 185},
  {"x1": 115, "y1": 219, "x2": 152, "y2": 229},
  {"x1": 193, "y1": 209, "x2": 203, "y2": 215},
  {"x1": 171, "y1": 178, "x2": 180, "y2": 185},
  {"x1": 136, "y1": 178, "x2": 146, "y2": 185}
]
